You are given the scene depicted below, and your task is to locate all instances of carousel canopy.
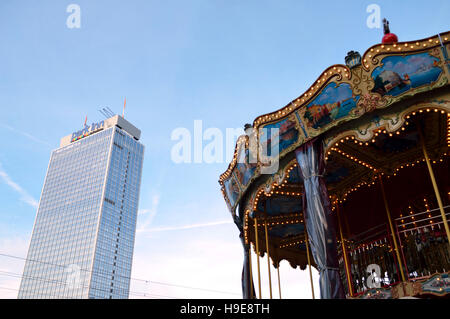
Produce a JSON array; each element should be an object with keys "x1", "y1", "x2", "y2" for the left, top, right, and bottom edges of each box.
[
  {"x1": 219, "y1": 31, "x2": 450, "y2": 271},
  {"x1": 220, "y1": 31, "x2": 450, "y2": 216}
]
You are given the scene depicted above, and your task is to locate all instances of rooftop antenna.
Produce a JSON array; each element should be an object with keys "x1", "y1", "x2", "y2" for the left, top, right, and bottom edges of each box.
[
  {"x1": 98, "y1": 109, "x2": 109, "y2": 119},
  {"x1": 102, "y1": 107, "x2": 114, "y2": 118},
  {"x1": 103, "y1": 108, "x2": 111, "y2": 117},
  {"x1": 106, "y1": 106, "x2": 116, "y2": 117}
]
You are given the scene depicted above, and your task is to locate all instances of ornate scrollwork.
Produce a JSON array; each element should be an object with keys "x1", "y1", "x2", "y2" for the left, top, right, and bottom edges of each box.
[
  {"x1": 356, "y1": 93, "x2": 388, "y2": 115},
  {"x1": 351, "y1": 65, "x2": 373, "y2": 95}
]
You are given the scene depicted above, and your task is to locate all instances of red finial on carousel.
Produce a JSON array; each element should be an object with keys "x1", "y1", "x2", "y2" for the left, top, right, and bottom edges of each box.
[{"x1": 382, "y1": 18, "x2": 398, "y2": 44}]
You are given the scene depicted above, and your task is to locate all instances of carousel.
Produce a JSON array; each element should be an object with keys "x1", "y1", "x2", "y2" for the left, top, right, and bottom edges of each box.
[{"x1": 219, "y1": 21, "x2": 450, "y2": 299}]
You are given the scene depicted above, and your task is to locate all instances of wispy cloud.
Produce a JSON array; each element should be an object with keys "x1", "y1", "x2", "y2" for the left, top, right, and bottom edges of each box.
[
  {"x1": 138, "y1": 220, "x2": 233, "y2": 233},
  {"x1": 0, "y1": 163, "x2": 38, "y2": 208},
  {"x1": 136, "y1": 194, "x2": 161, "y2": 233},
  {"x1": 0, "y1": 124, "x2": 51, "y2": 147}
]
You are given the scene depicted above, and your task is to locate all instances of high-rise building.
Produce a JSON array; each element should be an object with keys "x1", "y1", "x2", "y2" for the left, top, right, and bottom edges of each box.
[{"x1": 18, "y1": 115, "x2": 144, "y2": 299}]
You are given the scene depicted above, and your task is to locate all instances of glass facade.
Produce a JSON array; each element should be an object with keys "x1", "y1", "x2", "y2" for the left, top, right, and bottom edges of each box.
[{"x1": 18, "y1": 125, "x2": 144, "y2": 299}]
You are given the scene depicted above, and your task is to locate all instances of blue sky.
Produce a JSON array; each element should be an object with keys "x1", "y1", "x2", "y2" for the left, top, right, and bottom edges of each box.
[{"x1": 0, "y1": 0, "x2": 449, "y2": 298}]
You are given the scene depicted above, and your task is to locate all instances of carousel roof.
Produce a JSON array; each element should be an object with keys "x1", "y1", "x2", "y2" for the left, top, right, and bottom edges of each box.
[{"x1": 219, "y1": 31, "x2": 450, "y2": 218}]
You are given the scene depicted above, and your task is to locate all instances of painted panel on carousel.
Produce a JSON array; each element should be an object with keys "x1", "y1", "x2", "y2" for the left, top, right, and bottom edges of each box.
[
  {"x1": 445, "y1": 43, "x2": 450, "y2": 73},
  {"x1": 371, "y1": 52, "x2": 442, "y2": 97},
  {"x1": 360, "y1": 288, "x2": 392, "y2": 299},
  {"x1": 303, "y1": 82, "x2": 360, "y2": 130},
  {"x1": 235, "y1": 145, "x2": 257, "y2": 187},
  {"x1": 421, "y1": 273, "x2": 450, "y2": 295},
  {"x1": 256, "y1": 195, "x2": 302, "y2": 216},
  {"x1": 223, "y1": 176, "x2": 240, "y2": 209},
  {"x1": 259, "y1": 116, "x2": 299, "y2": 156}
]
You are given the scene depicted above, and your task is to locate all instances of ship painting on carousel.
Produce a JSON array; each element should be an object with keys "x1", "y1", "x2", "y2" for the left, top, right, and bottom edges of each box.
[
  {"x1": 259, "y1": 117, "x2": 299, "y2": 155},
  {"x1": 223, "y1": 176, "x2": 240, "y2": 209},
  {"x1": 303, "y1": 83, "x2": 360, "y2": 129},
  {"x1": 371, "y1": 52, "x2": 442, "y2": 97},
  {"x1": 235, "y1": 146, "x2": 257, "y2": 187}
]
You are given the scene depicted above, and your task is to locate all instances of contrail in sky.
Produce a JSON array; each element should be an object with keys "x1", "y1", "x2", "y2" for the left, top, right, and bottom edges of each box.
[
  {"x1": 138, "y1": 220, "x2": 232, "y2": 233},
  {"x1": 0, "y1": 163, "x2": 38, "y2": 208}
]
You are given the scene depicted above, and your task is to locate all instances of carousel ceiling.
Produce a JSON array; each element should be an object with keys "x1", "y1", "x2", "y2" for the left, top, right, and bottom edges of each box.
[{"x1": 325, "y1": 109, "x2": 449, "y2": 201}]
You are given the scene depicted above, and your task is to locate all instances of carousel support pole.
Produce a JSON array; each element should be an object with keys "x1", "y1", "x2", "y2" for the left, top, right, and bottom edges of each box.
[
  {"x1": 264, "y1": 221, "x2": 273, "y2": 299},
  {"x1": 378, "y1": 174, "x2": 407, "y2": 282},
  {"x1": 249, "y1": 245, "x2": 253, "y2": 299},
  {"x1": 394, "y1": 219, "x2": 410, "y2": 280},
  {"x1": 417, "y1": 121, "x2": 450, "y2": 245},
  {"x1": 254, "y1": 217, "x2": 262, "y2": 299},
  {"x1": 304, "y1": 230, "x2": 315, "y2": 299},
  {"x1": 336, "y1": 203, "x2": 354, "y2": 297},
  {"x1": 277, "y1": 266, "x2": 282, "y2": 299}
]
